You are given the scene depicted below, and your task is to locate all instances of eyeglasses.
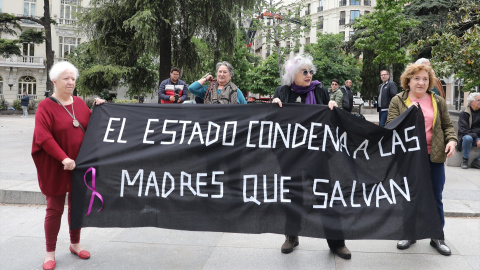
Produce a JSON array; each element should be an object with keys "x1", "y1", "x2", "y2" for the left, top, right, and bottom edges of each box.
[{"x1": 301, "y1": 70, "x2": 315, "y2": 76}]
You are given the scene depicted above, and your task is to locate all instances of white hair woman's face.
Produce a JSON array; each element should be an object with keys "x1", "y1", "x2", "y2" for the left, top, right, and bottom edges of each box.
[
  {"x1": 52, "y1": 68, "x2": 76, "y2": 95},
  {"x1": 216, "y1": 65, "x2": 232, "y2": 86},
  {"x1": 293, "y1": 65, "x2": 313, "y2": 87}
]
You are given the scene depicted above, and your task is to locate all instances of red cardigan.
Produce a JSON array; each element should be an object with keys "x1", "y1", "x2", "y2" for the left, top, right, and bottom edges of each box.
[{"x1": 31, "y1": 97, "x2": 91, "y2": 196}]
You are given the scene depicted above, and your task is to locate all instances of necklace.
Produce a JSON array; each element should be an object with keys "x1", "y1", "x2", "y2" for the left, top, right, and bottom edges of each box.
[{"x1": 54, "y1": 96, "x2": 79, "y2": 128}]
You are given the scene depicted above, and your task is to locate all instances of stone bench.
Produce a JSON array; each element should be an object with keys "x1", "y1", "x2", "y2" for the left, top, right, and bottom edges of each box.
[
  {"x1": 446, "y1": 147, "x2": 480, "y2": 167},
  {"x1": 446, "y1": 110, "x2": 480, "y2": 167}
]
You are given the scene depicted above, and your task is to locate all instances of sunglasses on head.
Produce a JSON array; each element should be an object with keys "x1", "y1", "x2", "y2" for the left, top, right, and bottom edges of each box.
[{"x1": 302, "y1": 70, "x2": 315, "y2": 76}]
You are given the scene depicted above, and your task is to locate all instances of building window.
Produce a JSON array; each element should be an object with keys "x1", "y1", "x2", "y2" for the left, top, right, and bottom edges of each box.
[
  {"x1": 286, "y1": 41, "x2": 291, "y2": 48},
  {"x1": 350, "y1": 10, "x2": 360, "y2": 23},
  {"x1": 60, "y1": 0, "x2": 81, "y2": 25},
  {"x1": 365, "y1": 10, "x2": 370, "y2": 15},
  {"x1": 22, "y1": 43, "x2": 35, "y2": 63},
  {"x1": 59, "y1": 36, "x2": 81, "y2": 58},
  {"x1": 364, "y1": 0, "x2": 371, "y2": 6},
  {"x1": 340, "y1": 0, "x2": 347, "y2": 6},
  {"x1": 340, "y1": 11, "x2": 346, "y2": 25},
  {"x1": 306, "y1": 4, "x2": 311, "y2": 15},
  {"x1": 350, "y1": 0, "x2": 360, "y2": 5},
  {"x1": 318, "y1": 0, "x2": 323, "y2": 12},
  {"x1": 317, "y1": 16, "x2": 324, "y2": 30},
  {"x1": 24, "y1": 0, "x2": 36, "y2": 16},
  {"x1": 306, "y1": 37, "x2": 310, "y2": 45},
  {"x1": 349, "y1": 31, "x2": 355, "y2": 40},
  {"x1": 340, "y1": 31, "x2": 345, "y2": 40},
  {"x1": 18, "y1": 76, "x2": 36, "y2": 97}
]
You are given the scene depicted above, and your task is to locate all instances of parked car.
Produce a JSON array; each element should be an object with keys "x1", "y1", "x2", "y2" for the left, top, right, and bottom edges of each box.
[{"x1": 353, "y1": 96, "x2": 364, "y2": 106}]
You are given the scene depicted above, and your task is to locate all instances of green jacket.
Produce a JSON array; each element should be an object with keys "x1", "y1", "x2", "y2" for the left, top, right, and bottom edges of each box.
[
  {"x1": 386, "y1": 91, "x2": 457, "y2": 163},
  {"x1": 330, "y1": 89, "x2": 343, "y2": 109}
]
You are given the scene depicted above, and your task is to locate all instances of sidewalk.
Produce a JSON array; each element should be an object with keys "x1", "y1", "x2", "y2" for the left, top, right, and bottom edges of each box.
[{"x1": 1, "y1": 114, "x2": 479, "y2": 270}]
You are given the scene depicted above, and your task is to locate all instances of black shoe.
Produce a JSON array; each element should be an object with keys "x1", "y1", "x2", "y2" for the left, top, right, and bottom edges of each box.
[
  {"x1": 331, "y1": 246, "x2": 351, "y2": 260},
  {"x1": 461, "y1": 158, "x2": 469, "y2": 169},
  {"x1": 281, "y1": 235, "x2": 299, "y2": 254},
  {"x1": 471, "y1": 159, "x2": 480, "y2": 169},
  {"x1": 430, "y1": 239, "x2": 451, "y2": 256},
  {"x1": 397, "y1": 240, "x2": 416, "y2": 250}
]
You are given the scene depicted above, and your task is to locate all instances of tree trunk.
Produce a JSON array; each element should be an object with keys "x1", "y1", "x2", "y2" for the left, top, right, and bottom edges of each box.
[
  {"x1": 43, "y1": 0, "x2": 54, "y2": 93},
  {"x1": 158, "y1": 13, "x2": 172, "y2": 103}
]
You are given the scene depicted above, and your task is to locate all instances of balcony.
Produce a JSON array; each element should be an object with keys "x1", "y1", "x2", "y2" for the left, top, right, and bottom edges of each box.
[
  {"x1": 17, "y1": 94, "x2": 38, "y2": 100},
  {"x1": 339, "y1": 0, "x2": 347, "y2": 6},
  {"x1": 0, "y1": 56, "x2": 45, "y2": 68},
  {"x1": 58, "y1": 18, "x2": 79, "y2": 26},
  {"x1": 364, "y1": 0, "x2": 371, "y2": 6},
  {"x1": 339, "y1": 18, "x2": 346, "y2": 25}
]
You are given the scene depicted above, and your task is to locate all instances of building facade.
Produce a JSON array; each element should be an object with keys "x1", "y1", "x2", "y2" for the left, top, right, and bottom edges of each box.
[
  {"x1": 252, "y1": 0, "x2": 376, "y2": 59},
  {"x1": 0, "y1": 0, "x2": 89, "y2": 103}
]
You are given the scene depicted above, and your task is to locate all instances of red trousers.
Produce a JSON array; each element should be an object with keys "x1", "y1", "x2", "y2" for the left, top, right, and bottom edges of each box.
[{"x1": 45, "y1": 193, "x2": 81, "y2": 252}]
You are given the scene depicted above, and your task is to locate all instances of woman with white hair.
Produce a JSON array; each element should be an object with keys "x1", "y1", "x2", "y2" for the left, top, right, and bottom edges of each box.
[
  {"x1": 189, "y1": 61, "x2": 246, "y2": 104},
  {"x1": 272, "y1": 55, "x2": 351, "y2": 260},
  {"x1": 32, "y1": 61, "x2": 103, "y2": 270}
]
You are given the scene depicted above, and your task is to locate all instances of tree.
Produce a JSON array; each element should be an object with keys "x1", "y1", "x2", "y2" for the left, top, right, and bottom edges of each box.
[
  {"x1": 248, "y1": 0, "x2": 310, "y2": 79},
  {"x1": 79, "y1": 0, "x2": 258, "y2": 99},
  {"x1": 247, "y1": 52, "x2": 281, "y2": 96},
  {"x1": 353, "y1": 0, "x2": 419, "y2": 79},
  {"x1": 413, "y1": 0, "x2": 480, "y2": 91},
  {"x1": 305, "y1": 33, "x2": 362, "y2": 93}
]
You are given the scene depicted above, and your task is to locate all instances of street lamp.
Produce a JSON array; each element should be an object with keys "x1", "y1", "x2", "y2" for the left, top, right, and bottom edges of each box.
[{"x1": 8, "y1": 84, "x2": 13, "y2": 90}]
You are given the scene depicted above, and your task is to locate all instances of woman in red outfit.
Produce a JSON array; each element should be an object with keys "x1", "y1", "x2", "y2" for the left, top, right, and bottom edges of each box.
[{"x1": 32, "y1": 61, "x2": 103, "y2": 270}]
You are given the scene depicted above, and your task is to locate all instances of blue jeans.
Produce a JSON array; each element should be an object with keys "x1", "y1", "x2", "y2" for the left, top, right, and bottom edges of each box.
[
  {"x1": 462, "y1": 135, "x2": 480, "y2": 160},
  {"x1": 379, "y1": 111, "x2": 388, "y2": 127},
  {"x1": 429, "y1": 159, "x2": 445, "y2": 229}
]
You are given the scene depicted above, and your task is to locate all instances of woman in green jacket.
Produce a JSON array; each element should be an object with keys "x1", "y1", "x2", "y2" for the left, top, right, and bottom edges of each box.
[{"x1": 387, "y1": 63, "x2": 457, "y2": 256}]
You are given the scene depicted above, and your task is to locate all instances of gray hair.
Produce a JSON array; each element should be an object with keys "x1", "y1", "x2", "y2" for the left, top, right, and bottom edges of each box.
[
  {"x1": 49, "y1": 61, "x2": 79, "y2": 82},
  {"x1": 415, "y1": 58, "x2": 430, "y2": 65},
  {"x1": 282, "y1": 55, "x2": 316, "y2": 86},
  {"x1": 216, "y1": 61, "x2": 234, "y2": 77},
  {"x1": 467, "y1": 92, "x2": 480, "y2": 106}
]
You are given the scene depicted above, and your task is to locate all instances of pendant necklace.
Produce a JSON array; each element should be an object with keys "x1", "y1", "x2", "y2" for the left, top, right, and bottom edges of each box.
[{"x1": 58, "y1": 97, "x2": 79, "y2": 128}]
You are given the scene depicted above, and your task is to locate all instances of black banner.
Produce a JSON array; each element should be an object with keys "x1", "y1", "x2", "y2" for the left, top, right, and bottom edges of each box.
[{"x1": 71, "y1": 103, "x2": 443, "y2": 240}]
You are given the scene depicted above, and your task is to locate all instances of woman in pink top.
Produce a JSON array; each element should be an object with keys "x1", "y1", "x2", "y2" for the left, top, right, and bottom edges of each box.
[{"x1": 386, "y1": 63, "x2": 457, "y2": 256}]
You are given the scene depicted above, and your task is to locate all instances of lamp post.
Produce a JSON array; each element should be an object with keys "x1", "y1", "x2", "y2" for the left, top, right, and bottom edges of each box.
[{"x1": 8, "y1": 84, "x2": 13, "y2": 90}]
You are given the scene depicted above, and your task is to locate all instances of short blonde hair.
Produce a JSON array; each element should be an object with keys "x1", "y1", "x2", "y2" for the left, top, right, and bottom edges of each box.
[{"x1": 400, "y1": 63, "x2": 436, "y2": 91}]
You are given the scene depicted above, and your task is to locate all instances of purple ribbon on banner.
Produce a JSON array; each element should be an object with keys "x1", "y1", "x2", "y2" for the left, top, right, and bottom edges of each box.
[{"x1": 83, "y1": 167, "x2": 104, "y2": 216}]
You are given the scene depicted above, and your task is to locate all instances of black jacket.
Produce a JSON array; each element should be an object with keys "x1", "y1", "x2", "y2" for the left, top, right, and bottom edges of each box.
[
  {"x1": 377, "y1": 81, "x2": 398, "y2": 112},
  {"x1": 273, "y1": 84, "x2": 329, "y2": 105},
  {"x1": 340, "y1": 86, "x2": 353, "y2": 112},
  {"x1": 457, "y1": 106, "x2": 480, "y2": 152}
]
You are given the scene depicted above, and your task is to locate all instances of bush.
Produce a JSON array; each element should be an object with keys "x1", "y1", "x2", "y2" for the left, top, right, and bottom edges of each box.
[
  {"x1": 12, "y1": 99, "x2": 22, "y2": 110},
  {"x1": 28, "y1": 99, "x2": 39, "y2": 111},
  {"x1": 113, "y1": 98, "x2": 139, "y2": 104},
  {"x1": 0, "y1": 98, "x2": 9, "y2": 110}
]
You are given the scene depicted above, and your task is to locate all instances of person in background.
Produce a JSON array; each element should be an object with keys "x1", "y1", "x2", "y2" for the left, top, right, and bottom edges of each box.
[
  {"x1": 387, "y1": 63, "x2": 457, "y2": 256},
  {"x1": 339, "y1": 80, "x2": 354, "y2": 112},
  {"x1": 158, "y1": 67, "x2": 188, "y2": 104},
  {"x1": 458, "y1": 92, "x2": 480, "y2": 169},
  {"x1": 415, "y1": 58, "x2": 446, "y2": 99},
  {"x1": 32, "y1": 61, "x2": 104, "y2": 270},
  {"x1": 378, "y1": 70, "x2": 398, "y2": 127},
  {"x1": 272, "y1": 55, "x2": 351, "y2": 260},
  {"x1": 328, "y1": 79, "x2": 343, "y2": 109},
  {"x1": 189, "y1": 61, "x2": 246, "y2": 104},
  {"x1": 21, "y1": 91, "x2": 30, "y2": 118}
]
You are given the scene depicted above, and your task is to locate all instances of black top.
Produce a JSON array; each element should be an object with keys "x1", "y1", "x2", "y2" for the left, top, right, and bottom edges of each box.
[{"x1": 273, "y1": 84, "x2": 329, "y2": 105}]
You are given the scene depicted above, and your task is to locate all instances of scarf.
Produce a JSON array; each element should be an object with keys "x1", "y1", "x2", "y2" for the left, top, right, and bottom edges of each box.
[{"x1": 291, "y1": 80, "x2": 321, "y2": 104}]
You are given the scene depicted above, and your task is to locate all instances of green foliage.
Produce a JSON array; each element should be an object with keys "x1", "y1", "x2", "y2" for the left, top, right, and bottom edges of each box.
[
  {"x1": 305, "y1": 33, "x2": 362, "y2": 93},
  {"x1": 19, "y1": 29, "x2": 45, "y2": 44},
  {"x1": 0, "y1": 39, "x2": 22, "y2": 57},
  {"x1": 12, "y1": 99, "x2": 22, "y2": 111},
  {"x1": 28, "y1": 99, "x2": 39, "y2": 111},
  {"x1": 354, "y1": 0, "x2": 419, "y2": 72},
  {"x1": 76, "y1": 65, "x2": 127, "y2": 96},
  {"x1": 247, "y1": 52, "x2": 281, "y2": 96},
  {"x1": 413, "y1": 0, "x2": 480, "y2": 91},
  {"x1": 0, "y1": 98, "x2": 9, "y2": 110},
  {"x1": 113, "y1": 98, "x2": 139, "y2": 104}
]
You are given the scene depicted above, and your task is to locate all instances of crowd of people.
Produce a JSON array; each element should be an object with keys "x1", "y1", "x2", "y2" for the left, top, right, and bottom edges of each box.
[{"x1": 31, "y1": 55, "x2": 479, "y2": 269}]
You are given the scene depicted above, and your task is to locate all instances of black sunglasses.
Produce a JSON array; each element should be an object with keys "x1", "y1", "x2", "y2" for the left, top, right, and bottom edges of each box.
[{"x1": 302, "y1": 70, "x2": 315, "y2": 76}]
